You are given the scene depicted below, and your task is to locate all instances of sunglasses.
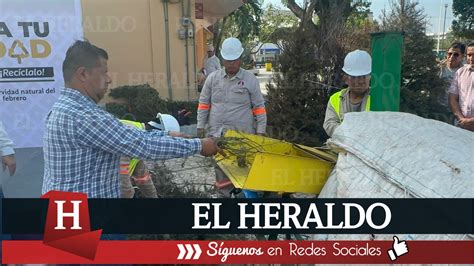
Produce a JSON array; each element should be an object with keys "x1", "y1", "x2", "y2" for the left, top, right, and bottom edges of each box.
[{"x1": 447, "y1": 52, "x2": 460, "y2": 58}]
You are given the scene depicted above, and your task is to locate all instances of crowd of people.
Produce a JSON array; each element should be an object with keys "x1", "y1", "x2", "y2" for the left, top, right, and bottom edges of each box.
[{"x1": 445, "y1": 42, "x2": 474, "y2": 131}]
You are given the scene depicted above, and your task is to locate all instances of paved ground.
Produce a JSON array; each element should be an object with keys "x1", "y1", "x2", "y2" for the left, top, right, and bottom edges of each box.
[
  {"x1": 0, "y1": 148, "x2": 224, "y2": 199},
  {"x1": 255, "y1": 68, "x2": 275, "y2": 95},
  {"x1": 151, "y1": 155, "x2": 220, "y2": 198},
  {"x1": 1, "y1": 147, "x2": 43, "y2": 198}
]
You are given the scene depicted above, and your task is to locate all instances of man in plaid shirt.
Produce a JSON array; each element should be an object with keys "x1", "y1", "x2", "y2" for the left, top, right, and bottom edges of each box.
[{"x1": 42, "y1": 40, "x2": 220, "y2": 198}]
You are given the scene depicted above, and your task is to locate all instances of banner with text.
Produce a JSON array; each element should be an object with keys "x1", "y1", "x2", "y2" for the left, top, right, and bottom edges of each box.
[
  {"x1": 2, "y1": 192, "x2": 473, "y2": 264},
  {"x1": 3, "y1": 198, "x2": 473, "y2": 234},
  {"x1": 3, "y1": 240, "x2": 473, "y2": 264},
  {"x1": 0, "y1": 0, "x2": 83, "y2": 148}
]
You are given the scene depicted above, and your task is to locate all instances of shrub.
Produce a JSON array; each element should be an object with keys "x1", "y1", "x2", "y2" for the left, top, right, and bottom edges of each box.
[
  {"x1": 106, "y1": 84, "x2": 200, "y2": 124},
  {"x1": 105, "y1": 102, "x2": 129, "y2": 119},
  {"x1": 108, "y1": 84, "x2": 168, "y2": 122},
  {"x1": 166, "y1": 100, "x2": 198, "y2": 124},
  {"x1": 266, "y1": 29, "x2": 332, "y2": 146},
  {"x1": 380, "y1": 0, "x2": 449, "y2": 122}
]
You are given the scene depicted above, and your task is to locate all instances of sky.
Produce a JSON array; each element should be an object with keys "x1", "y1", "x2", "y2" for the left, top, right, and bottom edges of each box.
[{"x1": 263, "y1": 0, "x2": 455, "y2": 35}]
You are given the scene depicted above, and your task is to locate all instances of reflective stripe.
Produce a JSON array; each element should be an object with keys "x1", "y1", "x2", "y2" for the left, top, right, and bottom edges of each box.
[
  {"x1": 119, "y1": 163, "x2": 129, "y2": 175},
  {"x1": 252, "y1": 107, "x2": 266, "y2": 116},
  {"x1": 120, "y1": 120, "x2": 145, "y2": 130},
  {"x1": 128, "y1": 159, "x2": 140, "y2": 176},
  {"x1": 198, "y1": 103, "x2": 210, "y2": 110},
  {"x1": 133, "y1": 171, "x2": 151, "y2": 185}
]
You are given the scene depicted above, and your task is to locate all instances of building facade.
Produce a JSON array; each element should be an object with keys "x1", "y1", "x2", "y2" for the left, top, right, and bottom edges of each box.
[{"x1": 82, "y1": 0, "x2": 242, "y2": 102}]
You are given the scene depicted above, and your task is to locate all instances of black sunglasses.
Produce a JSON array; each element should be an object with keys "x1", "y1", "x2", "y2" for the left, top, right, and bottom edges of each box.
[{"x1": 447, "y1": 52, "x2": 460, "y2": 58}]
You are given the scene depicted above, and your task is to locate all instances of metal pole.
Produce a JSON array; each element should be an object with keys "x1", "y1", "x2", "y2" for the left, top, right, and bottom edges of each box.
[
  {"x1": 441, "y1": 4, "x2": 448, "y2": 48},
  {"x1": 436, "y1": 0, "x2": 442, "y2": 53},
  {"x1": 400, "y1": 0, "x2": 405, "y2": 32},
  {"x1": 425, "y1": 17, "x2": 429, "y2": 34},
  {"x1": 163, "y1": 0, "x2": 173, "y2": 101},
  {"x1": 182, "y1": 0, "x2": 190, "y2": 101}
]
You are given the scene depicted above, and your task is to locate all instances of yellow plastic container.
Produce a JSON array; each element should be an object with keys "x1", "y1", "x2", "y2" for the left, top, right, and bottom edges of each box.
[
  {"x1": 265, "y1": 62, "x2": 272, "y2": 71},
  {"x1": 216, "y1": 130, "x2": 336, "y2": 194}
]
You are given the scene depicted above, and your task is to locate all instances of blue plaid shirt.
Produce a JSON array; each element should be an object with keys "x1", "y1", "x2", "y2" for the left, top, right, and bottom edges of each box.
[{"x1": 42, "y1": 88, "x2": 202, "y2": 198}]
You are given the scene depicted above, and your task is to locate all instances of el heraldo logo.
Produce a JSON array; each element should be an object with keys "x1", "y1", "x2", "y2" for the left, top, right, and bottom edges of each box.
[{"x1": 41, "y1": 191, "x2": 102, "y2": 260}]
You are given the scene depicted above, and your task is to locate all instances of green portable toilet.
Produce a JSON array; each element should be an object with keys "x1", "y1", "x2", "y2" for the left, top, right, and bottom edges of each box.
[{"x1": 370, "y1": 32, "x2": 404, "y2": 111}]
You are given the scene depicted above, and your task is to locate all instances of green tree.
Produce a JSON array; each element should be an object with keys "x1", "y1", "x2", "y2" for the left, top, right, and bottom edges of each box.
[
  {"x1": 266, "y1": 29, "x2": 331, "y2": 146},
  {"x1": 344, "y1": 6, "x2": 379, "y2": 51},
  {"x1": 380, "y1": 0, "x2": 448, "y2": 121},
  {"x1": 284, "y1": 0, "x2": 370, "y2": 34},
  {"x1": 282, "y1": 0, "x2": 370, "y2": 86},
  {"x1": 259, "y1": 4, "x2": 299, "y2": 47},
  {"x1": 239, "y1": 4, "x2": 300, "y2": 70},
  {"x1": 451, "y1": 0, "x2": 474, "y2": 39},
  {"x1": 265, "y1": 0, "x2": 371, "y2": 145},
  {"x1": 212, "y1": 0, "x2": 263, "y2": 56}
]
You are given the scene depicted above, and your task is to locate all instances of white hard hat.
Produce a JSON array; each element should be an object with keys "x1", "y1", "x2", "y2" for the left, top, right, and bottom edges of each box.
[
  {"x1": 342, "y1": 50, "x2": 372, "y2": 76},
  {"x1": 220, "y1": 37, "x2": 244, "y2": 61},
  {"x1": 147, "y1": 113, "x2": 180, "y2": 132}
]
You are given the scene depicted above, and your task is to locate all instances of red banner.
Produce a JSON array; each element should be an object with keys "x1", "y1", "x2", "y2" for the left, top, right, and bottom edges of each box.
[{"x1": 3, "y1": 240, "x2": 473, "y2": 264}]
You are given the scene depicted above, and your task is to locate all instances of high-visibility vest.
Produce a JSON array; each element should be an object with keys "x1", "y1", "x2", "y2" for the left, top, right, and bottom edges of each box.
[
  {"x1": 119, "y1": 120, "x2": 145, "y2": 176},
  {"x1": 120, "y1": 120, "x2": 145, "y2": 130},
  {"x1": 329, "y1": 89, "x2": 371, "y2": 121}
]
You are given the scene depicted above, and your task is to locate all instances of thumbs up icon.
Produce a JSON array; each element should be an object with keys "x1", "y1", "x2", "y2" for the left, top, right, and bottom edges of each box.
[{"x1": 388, "y1": 236, "x2": 409, "y2": 261}]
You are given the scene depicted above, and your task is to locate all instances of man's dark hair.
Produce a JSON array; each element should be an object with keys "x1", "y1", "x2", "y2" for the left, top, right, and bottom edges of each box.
[
  {"x1": 450, "y1": 42, "x2": 466, "y2": 54},
  {"x1": 468, "y1": 41, "x2": 474, "y2": 48},
  {"x1": 62, "y1": 40, "x2": 108, "y2": 83}
]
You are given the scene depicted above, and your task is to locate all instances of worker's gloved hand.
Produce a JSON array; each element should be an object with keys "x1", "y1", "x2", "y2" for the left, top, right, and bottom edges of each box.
[
  {"x1": 200, "y1": 138, "x2": 222, "y2": 157},
  {"x1": 197, "y1": 128, "x2": 206, "y2": 138},
  {"x1": 169, "y1": 131, "x2": 191, "y2": 138}
]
